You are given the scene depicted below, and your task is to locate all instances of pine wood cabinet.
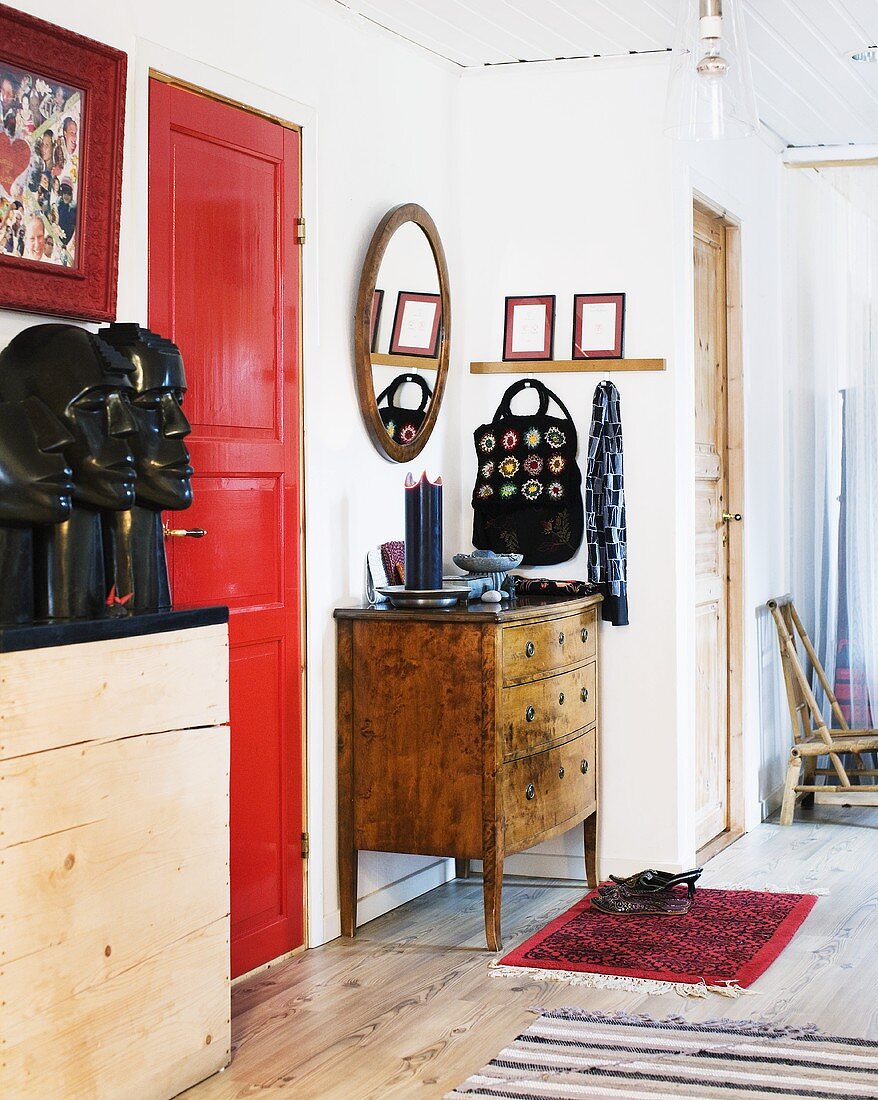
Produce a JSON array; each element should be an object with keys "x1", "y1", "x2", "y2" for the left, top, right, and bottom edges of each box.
[
  {"x1": 0, "y1": 610, "x2": 230, "y2": 1099},
  {"x1": 335, "y1": 595, "x2": 601, "y2": 950}
]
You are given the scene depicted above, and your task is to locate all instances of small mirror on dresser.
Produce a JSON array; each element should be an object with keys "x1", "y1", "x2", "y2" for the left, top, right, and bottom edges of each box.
[{"x1": 354, "y1": 204, "x2": 451, "y2": 461}]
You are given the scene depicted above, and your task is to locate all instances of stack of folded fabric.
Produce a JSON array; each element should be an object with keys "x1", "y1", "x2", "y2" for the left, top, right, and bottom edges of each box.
[{"x1": 591, "y1": 867, "x2": 703, "y2": 916}]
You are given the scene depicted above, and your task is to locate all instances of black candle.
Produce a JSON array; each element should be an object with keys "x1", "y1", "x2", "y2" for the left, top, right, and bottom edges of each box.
[{"x1": 404, "y1": 471, "x2": 442, "y2": 590}]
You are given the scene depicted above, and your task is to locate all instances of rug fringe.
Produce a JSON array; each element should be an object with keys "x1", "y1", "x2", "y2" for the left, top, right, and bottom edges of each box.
[
  {"x1": 487, "y1": 963, "x2": 759, "y2": 998},
  {"x1": 707, "y1": 880, "x2": 828, "y2": 896},
  {"x1": 544, "y1": 1009, "x2": 821, "y2": 1038}
]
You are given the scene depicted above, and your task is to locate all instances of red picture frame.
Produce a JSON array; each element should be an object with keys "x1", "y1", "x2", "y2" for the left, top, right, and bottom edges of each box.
[
  {"x1": 389, "y1": 291, "x2": 442, "y2": 358},
  {"x1": 572, "y1": 293, "x2": 626, "y2": 359},
  {"x1": 503, "y1": 295, "x2": 555, "y2": 361},
  {"x1": 0, "y1": 5, "x2": 126, "y2": 321}
]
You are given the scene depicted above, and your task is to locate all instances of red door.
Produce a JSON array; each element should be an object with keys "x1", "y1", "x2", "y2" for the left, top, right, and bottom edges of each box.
[{"x1": 148, "y1": 79, "x2": 304, "y2": 977}]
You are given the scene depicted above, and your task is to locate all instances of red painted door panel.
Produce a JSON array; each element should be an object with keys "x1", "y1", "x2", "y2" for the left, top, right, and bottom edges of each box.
[{"x1": 148, "y1": 79, "x2": 304, "y2": 977}]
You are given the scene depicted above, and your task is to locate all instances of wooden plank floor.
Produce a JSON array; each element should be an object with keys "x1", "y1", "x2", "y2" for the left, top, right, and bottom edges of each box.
[{"x1": 185, "y1": 805, "x2": 878, "y2": 1099}]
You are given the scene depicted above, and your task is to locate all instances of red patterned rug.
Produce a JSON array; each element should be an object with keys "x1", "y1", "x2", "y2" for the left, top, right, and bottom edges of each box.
[{"x1": 490, "y1": 886, "x2": 818, "y2": 997}]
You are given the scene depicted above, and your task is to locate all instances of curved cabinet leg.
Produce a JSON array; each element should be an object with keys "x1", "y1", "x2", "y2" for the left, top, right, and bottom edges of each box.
[
  {"x1": 340, "y1": 847, "x2": 358, "y2": 938},
  {"x1": 455, "y1": 858, "x2": 470, "y2": 880},
  {"x1": 584, "y1": 812, "x2": 597, "y2": 888},
  {"x1": 482, "y1": 849, "x2": 504, "y2": 952}
]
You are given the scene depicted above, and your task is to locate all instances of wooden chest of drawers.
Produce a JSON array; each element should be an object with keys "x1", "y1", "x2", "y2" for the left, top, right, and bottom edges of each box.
[{"x1": 335, "y1": 594, "x2": 601, "y2": 950}]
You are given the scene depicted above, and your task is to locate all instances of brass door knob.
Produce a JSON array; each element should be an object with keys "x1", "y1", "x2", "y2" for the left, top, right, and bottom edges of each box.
[
  {"x1": 525, "y1": 705, "x2": 536, "y2": 723},
  {"x1": 525, "y1": 641, "x2": 535, "y2": 658},
  {"x1": 163, "y1": 526, "x2": 208, "y2": 538},
  {"x1": 580, "y1": 759, "x2": 589, "y2": 775},
  {"x1": 581, "y1": 627, "x2": 589, "y2": 643},
  {"x1": 558, "y1": 631, "x2": 565, "y2": 645},
  {"x1": 558, "y1": 766, "x2": 565, "y2": 779},
  {"x1": 525, "y1": 783, "x2": 535, "y2": 800},
  {"x1": 580, "y1": 687, "x2": 589, "y2": 703},
  {"x1": 722, "y1": 512, "x2": 742, "y2": 522},
  {"x1": 558, "y1": 692, "x2": 565, "y2": 705}
]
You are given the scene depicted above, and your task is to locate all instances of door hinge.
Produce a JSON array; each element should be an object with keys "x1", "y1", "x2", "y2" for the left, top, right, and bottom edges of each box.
[
  {"x1": 296, "y1": 217, "x2": 306, "y2": 245},
  {"x1": 301, "y1": 831, "x2": 310, "y2": 859}
]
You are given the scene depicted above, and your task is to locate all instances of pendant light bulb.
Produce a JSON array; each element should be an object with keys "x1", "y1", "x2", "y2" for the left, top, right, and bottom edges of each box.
[
  {"x1": 695, "y1": 10, "x2": 729, "y2": 80},
  {"x1": 664, "y1": 0, "x2": 758, "y2": 140}
]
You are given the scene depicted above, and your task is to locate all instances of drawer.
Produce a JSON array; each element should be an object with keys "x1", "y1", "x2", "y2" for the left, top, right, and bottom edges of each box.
[
  {"x1": 498, "y1": 662, "x2": 596, "y2": 760},
  {"x1": 501, "y1": 728, "x2": 596, "y2": 852},
  {"x1": 501, "y1": 608, "x2": 597, "y2": 685}
]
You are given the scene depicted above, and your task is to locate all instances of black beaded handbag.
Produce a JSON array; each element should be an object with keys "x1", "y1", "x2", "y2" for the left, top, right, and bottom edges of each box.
[
  {"x1": 376, "y1": 373, "x2": 432, "y2": 446},
  {"x1": 471, "y1": 379, "x2": 583, "y2": 566}
]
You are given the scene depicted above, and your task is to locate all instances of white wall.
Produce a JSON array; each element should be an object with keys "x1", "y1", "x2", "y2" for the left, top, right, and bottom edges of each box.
[
  {"x1": 1, "y1": 1, "x2": 794, "y2": 949},
  {"x1": 0, "y1": 0, "x2": 466, "y2": 947},
  {"x1": 457, "y1": 54, "x2": 789, "y2": 877}
]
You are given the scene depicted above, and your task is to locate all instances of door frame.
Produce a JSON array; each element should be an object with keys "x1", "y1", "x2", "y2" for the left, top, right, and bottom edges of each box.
[
  {"x1": 693, "y1": 195, "x2": 745, "y2": 862},
  {"x1": 130, "y1": 43, "x2": 315, "y2": 960}
]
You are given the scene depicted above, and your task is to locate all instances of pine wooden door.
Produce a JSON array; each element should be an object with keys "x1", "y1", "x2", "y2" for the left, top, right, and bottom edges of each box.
[
  {"x1": 149, "y1": 78, "x2": 304, "y2": 976},
  {"x1": 693, "y1": 205, "x2": 731, "y2": 850}
]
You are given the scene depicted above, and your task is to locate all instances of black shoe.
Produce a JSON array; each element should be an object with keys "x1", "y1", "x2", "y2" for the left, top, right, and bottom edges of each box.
[{"x1": 608, "y1": 867, "x2": 703, "y2": 899}]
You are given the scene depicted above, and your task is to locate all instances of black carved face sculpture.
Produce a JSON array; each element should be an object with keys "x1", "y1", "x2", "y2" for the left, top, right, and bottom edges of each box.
[
  {"x1": 0, "y1": 397, "x2": 74, "y2": 524},
  {"x1": 99, "y1": 324, "x2": 193, "y2": 511},
  {"x1": 0, "y1": 325, "x2": 137, "y2": 510}
]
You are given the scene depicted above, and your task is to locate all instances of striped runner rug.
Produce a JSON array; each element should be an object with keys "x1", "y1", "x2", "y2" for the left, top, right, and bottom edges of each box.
[{"x1": 445, "y1": 1010, "x2": 878, "y2": 1099}]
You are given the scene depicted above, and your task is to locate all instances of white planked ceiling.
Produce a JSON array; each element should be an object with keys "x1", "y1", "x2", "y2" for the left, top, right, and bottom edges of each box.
[{"x1": 334, "y1": 0, "x2": 878, "y2": 147}]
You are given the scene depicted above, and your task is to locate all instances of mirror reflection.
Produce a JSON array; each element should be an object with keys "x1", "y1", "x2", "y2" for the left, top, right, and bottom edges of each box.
[{"x1": 370, "y1": 221, "x2": 442, "y2": 446}]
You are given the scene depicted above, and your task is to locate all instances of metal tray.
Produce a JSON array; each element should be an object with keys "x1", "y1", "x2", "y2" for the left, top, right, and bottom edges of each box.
[{"x1": 376, "y1": 584, "x2": 470, "y2": 609}]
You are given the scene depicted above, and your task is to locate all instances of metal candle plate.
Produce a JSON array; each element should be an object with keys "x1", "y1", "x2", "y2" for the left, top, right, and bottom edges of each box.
[{"x1": 376, "y1": 584, "x2": 469, "y2": 610}]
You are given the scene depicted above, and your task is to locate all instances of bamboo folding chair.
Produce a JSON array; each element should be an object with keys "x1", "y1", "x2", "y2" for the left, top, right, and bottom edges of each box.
[{"x1": 768, "y1": 595, "x2": 878, "y2": 825}]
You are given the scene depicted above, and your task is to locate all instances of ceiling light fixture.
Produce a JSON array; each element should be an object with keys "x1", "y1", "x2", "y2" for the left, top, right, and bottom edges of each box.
[
  {"x1": 664, "y1": 0, "x2": 759, "y2": 141},
  {"x1": 848, "y1": 46, "x2": 878, "y2": 63}
]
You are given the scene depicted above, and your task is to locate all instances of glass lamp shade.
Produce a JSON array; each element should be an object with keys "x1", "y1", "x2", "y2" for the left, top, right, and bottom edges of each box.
[{"x1": 664, "y1": 0, "x2": 759, "y2": 140}]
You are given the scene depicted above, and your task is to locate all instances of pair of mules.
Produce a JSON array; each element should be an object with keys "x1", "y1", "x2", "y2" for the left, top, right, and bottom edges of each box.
[{"x1": 591, "y1": 867, "x2": 703, "y2": 916}]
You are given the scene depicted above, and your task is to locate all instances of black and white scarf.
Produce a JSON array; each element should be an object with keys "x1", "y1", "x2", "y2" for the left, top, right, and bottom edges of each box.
[{"x1": 585, "y1": 381, "x2": 628, "y2": 626}]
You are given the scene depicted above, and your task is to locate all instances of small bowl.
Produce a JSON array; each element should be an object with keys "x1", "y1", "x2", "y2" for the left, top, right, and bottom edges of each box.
[{"x1": 453, "y1": 550, "x2": 523, "y2": 573}]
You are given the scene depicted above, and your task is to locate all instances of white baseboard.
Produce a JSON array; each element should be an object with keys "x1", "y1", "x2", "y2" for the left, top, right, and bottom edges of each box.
[
  {"x1": 471, "y1": 852, "x2": 587, "y2": 880},
  {"x1": 470, "y1": 853, "x2": 685, "y2": 881},
  {"x1": 316, "y1": 908, "x2": 341, "y2": 947},
  {"x1": 761, "y1": 784, "x2": 784, "y2": 821},
  {"x1": 816, "y1": 790, "x2": 878, "y2": 807},
  {"x1": 316, "y1": 858, "x2": 455, "y2": 945}
]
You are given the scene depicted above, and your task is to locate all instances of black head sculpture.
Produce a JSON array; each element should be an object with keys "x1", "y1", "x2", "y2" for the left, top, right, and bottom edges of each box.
[
  {"x1": 0, "y1": 397, "x2": 74, "y2": 625},
  {"x1": 98, "y1": 323, "x2": 192, "y2": 510},
  {"x1": 0, "y1": 324, "x2": 137, "y2": 508},
  {"x1": 0, "y1": 324, "x2": 138, "y2": 621},
  {"x1": 0, "y1": 397, "x2": 74, "y2": 524},
  {"x1": 97, "y1": 324, "x2": 194, "y2": 616}
]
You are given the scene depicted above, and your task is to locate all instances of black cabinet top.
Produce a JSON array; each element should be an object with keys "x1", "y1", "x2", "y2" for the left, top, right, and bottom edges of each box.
[{"x1": 0, "y1": 606, "x2": 229, "y2": 653}]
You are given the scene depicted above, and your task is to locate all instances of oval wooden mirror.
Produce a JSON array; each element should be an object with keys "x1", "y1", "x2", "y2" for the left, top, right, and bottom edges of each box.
[{"x1": 354, "y1": 203, "x2": 451, "y2": 462}]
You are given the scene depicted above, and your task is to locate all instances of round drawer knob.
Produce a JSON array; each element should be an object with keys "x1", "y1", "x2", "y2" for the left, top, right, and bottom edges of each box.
[
  {"x1": 525, "y1": 783, "x2": 535, "y2": 800},
  {"x1": 581, "y1": 759, "x2": 589, "y2": 775},
  {"x1": 525, "y1": 705, "x2": 536, "y2": 723},
  {"x1": 581, "y1": 628, "x2": 589, "y2": 643},
  {"x1": 558, "y1": 631, "x2": 565, "y2": 645},
  {"x1": 558, "y1": 766, "x2": 565, "y2": 779},
  {"x1": 558, "y1": 692, "x2": 565, "y2": 706},
  {"x1": 525, "y1": 641, "x2": 535, "y2": 658},
  {"x1": 580, "y1": 687, "x2": 589, "y2": 703}
]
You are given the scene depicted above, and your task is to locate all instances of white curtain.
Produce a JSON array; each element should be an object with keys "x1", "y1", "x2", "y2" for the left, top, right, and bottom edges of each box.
[{"x1": 786, "y1": 166, "x2": 878, "y2": 728}]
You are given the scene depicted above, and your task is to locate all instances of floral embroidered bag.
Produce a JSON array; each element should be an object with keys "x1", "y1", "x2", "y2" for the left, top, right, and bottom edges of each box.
[
  {"x1": 376, "y1": 373, "x2": 433, "y2": 446},
  {"x1": 471, "y1": 379, "x2": 583, "y2": 566}
]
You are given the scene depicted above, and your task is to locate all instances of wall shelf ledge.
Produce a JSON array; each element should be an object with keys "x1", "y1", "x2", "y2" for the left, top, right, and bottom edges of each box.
[{"x1": 470, "y1": 358, "x2": 665, "y2": 374}]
